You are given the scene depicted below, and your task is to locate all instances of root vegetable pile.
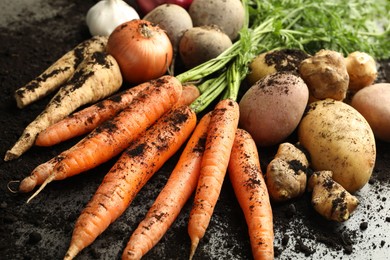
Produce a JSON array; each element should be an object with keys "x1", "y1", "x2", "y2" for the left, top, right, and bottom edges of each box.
[{"x1": 4, "y1": 0, "x2": 390, "y2": 259}]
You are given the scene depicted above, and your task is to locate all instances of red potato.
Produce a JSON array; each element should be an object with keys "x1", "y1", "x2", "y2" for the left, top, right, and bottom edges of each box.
[
  {"x1": 351, "y1": 83, "x2": 390, "y2": 142},
  {"x1": 239, "y1": 72, "x2": 309, "y2": 147}
]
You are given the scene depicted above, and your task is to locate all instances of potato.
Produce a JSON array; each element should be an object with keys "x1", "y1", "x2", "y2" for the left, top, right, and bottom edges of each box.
[
  {"x1": 351, "y1": 83, "x2": 390, "y2": 142},
  {"x1": 239, "y1": 72, "x2": 309, "y2": 147},
  {"x1": 179, "y1": 25, "x2": 232, "y2": 69},
  {"x1": 298, "y1": 99, "x2": 376, "y2": 193},
  {"x1": 188, "y1": 0, "x2": 245, "y2": 40},
  {"x1": 247, "y1": 49, "x2": 310, "y2": 86},
  {"x1": 144, "y1": 4, "x2": 193, "y2": 52}
]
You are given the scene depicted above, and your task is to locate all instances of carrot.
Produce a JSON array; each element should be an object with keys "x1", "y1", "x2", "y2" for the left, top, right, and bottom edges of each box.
[
  {"x1": 122, "y1": 111, "x2": 211, "y2": 260},
  {"x1": 176, "y1": 84, "x2": 200, "y2": 107},
  {"x1": 228, "y1": 128, "x2": 274, "y2": 260},
  {"x1": 4, "y1": 51, "x2": 123, "y2": 161},
  {"x1": 34, "y1": 82, "x2": 199, "y2": 147},
  {"x1": 187, "y1": 98, "x2": 239, "y2": 260},
  {"x1": 14, "y1": 36, "x2": 108, "y2": 109},
  {"x1": 34, "y1": 82, "x2": 150, "y2": 147},
  {"x1": 64, "y1": 105, "x2": 197, "y2": 260},
  {"x1": 21, "y1": 75, "x2": 182, "y2": 199}
]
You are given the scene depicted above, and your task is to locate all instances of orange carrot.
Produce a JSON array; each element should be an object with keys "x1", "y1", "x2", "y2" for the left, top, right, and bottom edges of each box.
[
  {"x1": 122, "y1": 111, "x2": 211, "y2": 260},
  {"x1": 23, "y1": 75, "x2": 182, "y2": 199},
  {"x1": 187, "y1": 98, "x2": 239, "y2": 259},
  {"x1": 175, "y1": 84, "x2": 200, "y2": 107},
  {"x1": 35, "y1": 82, "x2": 199, "y2": 147},
  {"x1": 228, "y1": 128, "x2": 274, "y2": 260},
  {"x1": 34, "y1": 81, "x2": 150, "y2": 147},
  {"x1": 64, "y1": 105, "x2": 197, "y2": 260}
]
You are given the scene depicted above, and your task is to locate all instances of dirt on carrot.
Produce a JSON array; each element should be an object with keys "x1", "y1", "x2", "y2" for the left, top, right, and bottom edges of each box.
[
  {"x1": 19, "y1": 75, "x2": 182, "y2": 198},
  {"x1": 35, "y1": 81, "x2": 199, "y2": 147},
  {"x1": 122, "y1": 111, "x2": 211, "y2": 260},
  {"x1": 228, "y1": 128, "x2": 274, "y2": 260},
  {"x1": 34, "y1": 81, "x2": 150, "y2": 146},
  {"x1": 1, "y1": 3, "x2": 390, "y2": 260},
  {"x1": 64, "y1": 105, "x2": 197, "y2": 260},
  {"x1": 188, "y1": 98, "x2": 240, "y2": 259}
]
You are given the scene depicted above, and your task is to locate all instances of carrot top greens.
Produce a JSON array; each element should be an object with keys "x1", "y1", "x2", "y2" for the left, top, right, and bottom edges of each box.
[{"x1": 176, "y1": 0, "x2": 390, "y2": 114}]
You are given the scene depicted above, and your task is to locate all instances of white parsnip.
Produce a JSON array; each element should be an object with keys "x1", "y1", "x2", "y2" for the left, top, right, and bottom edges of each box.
[
  {"x1": 14, "y1": 36, "x2": 108, "y2": 108},
  {"x1": 5, "y1": 51, "x2": 122, "y2": 161}
]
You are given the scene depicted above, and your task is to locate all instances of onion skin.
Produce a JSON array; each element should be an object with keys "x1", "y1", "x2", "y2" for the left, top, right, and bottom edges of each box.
[{"x1": 107, "y1": 19, "x2": 173, "y2": 84}]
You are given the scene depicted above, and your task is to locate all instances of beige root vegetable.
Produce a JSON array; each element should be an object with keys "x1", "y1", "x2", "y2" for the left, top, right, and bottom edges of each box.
[
  {"x1": 308, "y1": 171, "x2": 359, "y2": 222},
  {"x1": 179, "y1": 25, "x2": 232, "y2": 69},
  {"x1": 188, "y1": 0, "x2": 245, "y2": 40},
  {"x1": 14, "y1": 36, "x2": 108, "y2": 108},
  {"x1": 351, "y1": 83, "x2": 390, "y2": 142},
  {"x1": 4, "y1": 52, "x2": 122, "y2": 161},
  {"x1": 299, "y1": 49, "x2": 349, "y2": 102},
  {"x1": 298, "y1": 99, "x2": 376, "y2": 193},
  {"x1": 265, "y1": 142, "x2": 309, "y2": 202},
  {"x1": 345, "y1": 51, "x2": 377, "y2": 93},
  {"x1": 247, "y1": 49, "x2": 310, "y2": 86}
]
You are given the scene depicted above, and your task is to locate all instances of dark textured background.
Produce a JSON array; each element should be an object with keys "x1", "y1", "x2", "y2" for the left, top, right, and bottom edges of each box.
[{"x1": 0, "y1": 1, "x2": 389, "y2": 259}]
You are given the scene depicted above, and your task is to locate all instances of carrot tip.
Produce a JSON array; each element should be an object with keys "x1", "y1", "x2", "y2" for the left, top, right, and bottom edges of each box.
[
  {"x1": 19, "y1": 177, "x2": 37, "y2": 193},
  {"x1": 189, "y1": 237, "x2": 200, "y2": 260},
  {"x1": 64, "y1": 244, "x2": 79, "y2": 260}
]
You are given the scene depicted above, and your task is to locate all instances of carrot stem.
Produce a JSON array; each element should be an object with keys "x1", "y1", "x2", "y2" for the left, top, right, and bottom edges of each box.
[{"x1": 189, "y1": 73, "x2": 227, "y2": 114}]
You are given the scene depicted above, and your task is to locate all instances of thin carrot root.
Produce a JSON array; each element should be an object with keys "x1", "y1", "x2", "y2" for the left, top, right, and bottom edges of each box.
[
  {"x1": 122, "y1": 112, "x2": 211, "y2": 260},
  {"x1": 228, "y1": 129, "x2": 274, "y2": 260},
  {"x1": 187, "y1": 99, "x2": 239, "y2": 259},
  {"x1": 7, "y1": 180, "x2": 20, "y2": 193},
  {"x1": 24, "y1": 76, "x2": 182, "y2": 202},
  {"x1": 26, "y1": 175, "x2": 56, "y2": 203},
  {"x1": 14, "y1": 36, "x2": 108, "y2": 109},
  {"x1": 4, "y1": 51, "x2": 122, "y2": 161},
  {"x1": 64, "y1": 105, "x2": 197, "y2": 259}
]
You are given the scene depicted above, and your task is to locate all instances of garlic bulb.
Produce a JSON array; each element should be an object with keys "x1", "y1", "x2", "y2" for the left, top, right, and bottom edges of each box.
[{"x1": 86, "y1": 0, "x2": 140, "y2": 36}]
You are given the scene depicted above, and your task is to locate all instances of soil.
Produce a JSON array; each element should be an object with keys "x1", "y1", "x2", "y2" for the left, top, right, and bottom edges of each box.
[{"x1": 0, "y1": 1, "x2": 389, "y2": 260}]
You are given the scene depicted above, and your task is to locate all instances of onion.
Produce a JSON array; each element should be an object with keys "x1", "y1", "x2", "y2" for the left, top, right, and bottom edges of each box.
[{"x1": 107, "y1": 19, "x2": 173, "y2": 84}]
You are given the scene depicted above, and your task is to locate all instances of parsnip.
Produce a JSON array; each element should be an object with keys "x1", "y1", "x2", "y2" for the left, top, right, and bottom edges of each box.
[
  {"x1": 14, "y1": 36, "x2": 108, "y2": 108},
  {"x1": 5, "y1": 51, "x2": 122, "y2": 161}
]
